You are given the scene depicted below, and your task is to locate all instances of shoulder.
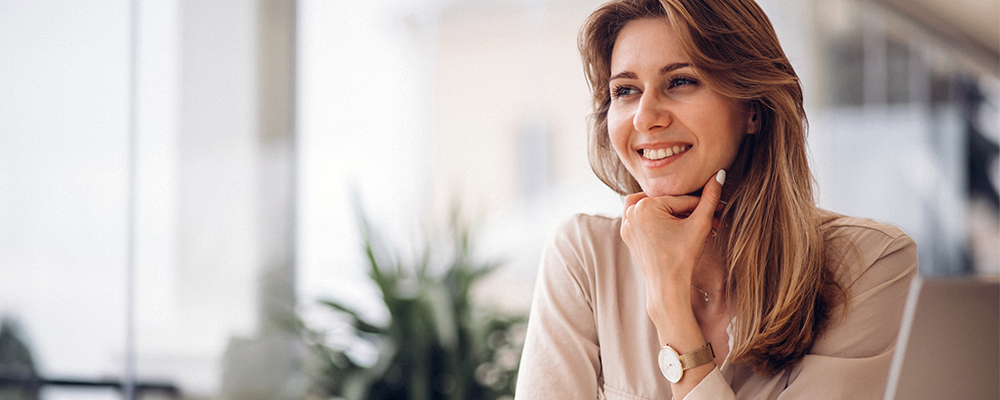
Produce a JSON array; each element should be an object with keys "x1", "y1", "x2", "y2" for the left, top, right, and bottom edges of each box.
[
  {"x1": 541, "y1": 213, "x2": 626, "y2": 280},
  {"x1": 800, "y1": 211, "x2": 918, "y2": 366},
  {"x1": 819, "y1": 210, "x2": 911, "y2": 244},
  {"x1": 544, "y1": 213, "x2": 624, "y2": 259},
  {"x1": 535, "y1": 213, "x2": 628, "y2": 308},
  {"x1": 818, "y1": 210, "x2": 918, "y2": 293},
  {"x1": 549, "y1": 213, "x2": 621, "y2": 244}
]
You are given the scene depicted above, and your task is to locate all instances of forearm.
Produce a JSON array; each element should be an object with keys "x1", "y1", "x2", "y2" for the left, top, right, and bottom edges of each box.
[
  {"x1": 647, "y1": 280, "x2": 716, "y2": 398},
  {"x1": 621, "y1": 173, "x2": 728, "y2": 398}
]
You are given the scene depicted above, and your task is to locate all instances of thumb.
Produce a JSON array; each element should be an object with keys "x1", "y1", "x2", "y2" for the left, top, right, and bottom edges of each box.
[{"x1": 691, "y1": 169, "x2": 725, "y2": 226}]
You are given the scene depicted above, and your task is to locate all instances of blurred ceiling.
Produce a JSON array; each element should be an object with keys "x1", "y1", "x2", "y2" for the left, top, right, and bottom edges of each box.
[{"x1": 876, "y1": 0, "x2": 999, "y2": 74}]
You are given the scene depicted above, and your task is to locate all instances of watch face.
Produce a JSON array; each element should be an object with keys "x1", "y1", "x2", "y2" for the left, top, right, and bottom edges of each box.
[{"x1": 658, "y1": 346, "x2": 683, "y2": 383}]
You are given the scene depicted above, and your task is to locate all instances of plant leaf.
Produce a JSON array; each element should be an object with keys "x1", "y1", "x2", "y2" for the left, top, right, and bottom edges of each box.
[{"x1": 318, "y1": 299, "x2": 387, "y2": 335}]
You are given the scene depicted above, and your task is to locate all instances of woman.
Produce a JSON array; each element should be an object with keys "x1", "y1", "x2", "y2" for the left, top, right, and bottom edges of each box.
[{"x1": 514, "y1": 0, "x2": 918, "y2": 399}]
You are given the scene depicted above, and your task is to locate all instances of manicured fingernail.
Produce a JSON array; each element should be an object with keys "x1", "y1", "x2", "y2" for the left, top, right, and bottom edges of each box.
[{"x1": 716, "y1": 169, "x2": 726, "y2": 185}]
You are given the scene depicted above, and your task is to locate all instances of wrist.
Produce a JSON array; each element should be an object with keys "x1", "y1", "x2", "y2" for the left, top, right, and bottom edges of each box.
[
  {"x1": 645, "y1": 281, "x2": 693, "y2": 322},
  {"x1": 658, "y1": 342, "x2": 715, "y2": 383},
  {"x1": 651, "y1": 309, "x2": 703, "y2": 350}
]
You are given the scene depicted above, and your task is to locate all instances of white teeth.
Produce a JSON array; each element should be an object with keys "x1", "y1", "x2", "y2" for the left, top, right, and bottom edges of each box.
[{"x1": 643, "y1": 145, "x2": 689, "y2": 160}]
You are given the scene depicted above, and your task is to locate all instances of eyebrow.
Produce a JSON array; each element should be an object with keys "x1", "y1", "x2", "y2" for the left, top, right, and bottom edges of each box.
[{"x1": 609, "y1": 62, "x2": 691, "y2": 83}]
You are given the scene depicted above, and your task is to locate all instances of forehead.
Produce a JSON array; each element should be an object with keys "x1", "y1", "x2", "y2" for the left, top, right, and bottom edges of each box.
[{"x1": 610, "y1": 18, "x2": 689, "y2": 73}]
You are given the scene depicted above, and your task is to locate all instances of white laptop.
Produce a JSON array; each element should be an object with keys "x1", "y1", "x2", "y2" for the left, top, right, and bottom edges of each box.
[{"x1": 883, "y1": 275, "x2": 1000, "y2": 400}]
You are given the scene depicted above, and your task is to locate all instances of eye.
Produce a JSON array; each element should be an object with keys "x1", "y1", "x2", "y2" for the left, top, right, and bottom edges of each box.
[
  {"x1": 611, "y1": 84, "x2": 639, "y2": 99},
  {"x1": 669, "y1": 76, "x2": 698, "y2": 89}
]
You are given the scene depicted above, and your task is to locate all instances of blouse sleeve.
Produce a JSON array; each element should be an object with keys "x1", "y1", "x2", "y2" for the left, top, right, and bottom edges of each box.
[
  {"x1": 684, "y1": 226, "x2": 918, "y2": 400},
  {"x1": 685, "y1": 367, "x2": 737, "y2": 400},
  {"x1": 514, "y1": 218, "x2": 603, "y2": 399}
]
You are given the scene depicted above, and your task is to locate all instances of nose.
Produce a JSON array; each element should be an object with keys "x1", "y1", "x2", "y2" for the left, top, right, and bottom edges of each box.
[{"x1": 633, "y1": 91, "x2": 671, "y2": 132}]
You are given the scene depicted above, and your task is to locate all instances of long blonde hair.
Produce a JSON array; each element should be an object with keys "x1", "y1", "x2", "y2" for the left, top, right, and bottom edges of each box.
[{"x1": 580, "y1": 0, "x2": 843, "y2": 376}]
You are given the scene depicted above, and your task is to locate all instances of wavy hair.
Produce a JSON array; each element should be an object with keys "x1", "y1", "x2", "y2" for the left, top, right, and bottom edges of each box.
[{"x1": 579, "y1": 0, "x2": 844, "y2": 376}]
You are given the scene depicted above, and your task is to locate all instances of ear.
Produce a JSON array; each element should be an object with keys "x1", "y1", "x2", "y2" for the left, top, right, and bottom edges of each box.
[{"x1": 746, "y1": 103, "x2": 761, "y2": 135}]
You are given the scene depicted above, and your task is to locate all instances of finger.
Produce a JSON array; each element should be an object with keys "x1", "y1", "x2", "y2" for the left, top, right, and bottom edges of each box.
[
  {"x1": 622, "y1": 192, "x2": 648, "y2": 224},
  {"x1": 623, "y1": 192, "x2": 648, "y2": 210},
  {"x1": 691, "y1": 170, "x2": 726, "y2": 228},
  {"x1": 621, "y1": 193, "x2": 644, "y2": 238},
  {"x1": 654, "y1": 195, "x2": 701, "y2": 217}
]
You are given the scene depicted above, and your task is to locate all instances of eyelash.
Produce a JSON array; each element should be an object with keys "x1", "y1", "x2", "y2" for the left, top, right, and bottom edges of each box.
[
  {"x1": 670, "y1": 76, "x2": 698, "y2": 88},
  {"x1": 611, "y1": 76, "x2": 699, "y2": 99},
  {"x1": 611, "y1": 84, "x2": 637, "y2": 99}
]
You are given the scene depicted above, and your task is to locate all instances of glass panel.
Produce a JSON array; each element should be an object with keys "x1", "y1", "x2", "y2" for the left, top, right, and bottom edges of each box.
[{"x1": 0, "y1": 3, "x2": 132, "y2": 399}]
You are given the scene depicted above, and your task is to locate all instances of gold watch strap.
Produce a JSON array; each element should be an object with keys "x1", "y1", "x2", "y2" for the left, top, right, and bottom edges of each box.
[{"x1": 679, "y1": 342, "x2": 715, "y2": 370}]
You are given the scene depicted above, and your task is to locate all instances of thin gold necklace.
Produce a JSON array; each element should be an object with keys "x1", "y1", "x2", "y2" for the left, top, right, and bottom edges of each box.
[{"x1": 691, "y1": 285, "x2": 723, "y2": 302}]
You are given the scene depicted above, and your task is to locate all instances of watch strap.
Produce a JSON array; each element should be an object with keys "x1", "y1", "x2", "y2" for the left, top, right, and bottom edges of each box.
[{"x1": 678, "y1": 342, "x2": 715, "y2": 370}]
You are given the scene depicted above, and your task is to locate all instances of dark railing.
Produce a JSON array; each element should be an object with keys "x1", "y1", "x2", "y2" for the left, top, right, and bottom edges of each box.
[{"x1": 0, "y1": 372, "x2": 180, "y2": 399}]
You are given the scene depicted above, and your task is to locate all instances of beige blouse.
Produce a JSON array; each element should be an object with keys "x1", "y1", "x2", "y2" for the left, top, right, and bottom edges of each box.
[{"x1": 514, "y1": 212, "x2": 918, "y2": 399}]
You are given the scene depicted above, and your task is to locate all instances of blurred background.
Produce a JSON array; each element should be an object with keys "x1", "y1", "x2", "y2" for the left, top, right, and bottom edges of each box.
[{"x1": 0, "y1": 0, "x2": 997, "y2": 399}]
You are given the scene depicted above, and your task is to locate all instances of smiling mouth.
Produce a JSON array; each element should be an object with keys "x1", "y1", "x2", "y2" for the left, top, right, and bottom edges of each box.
[{"x1": 641, "y1": 145, "x2": 691, "y2": 161}]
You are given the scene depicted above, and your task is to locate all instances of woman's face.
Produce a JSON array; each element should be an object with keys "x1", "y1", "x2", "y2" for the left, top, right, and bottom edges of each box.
[{"x1": 608, "y1": 18, "x2": 753, "y2": 197}]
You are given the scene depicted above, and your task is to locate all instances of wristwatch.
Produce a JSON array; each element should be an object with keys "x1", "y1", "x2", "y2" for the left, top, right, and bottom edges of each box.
[{"x1": 658, "y1": 342, "x2": 715, "y2": 383}]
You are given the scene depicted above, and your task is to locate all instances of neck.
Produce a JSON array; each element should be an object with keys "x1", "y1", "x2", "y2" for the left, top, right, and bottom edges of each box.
[{"x1": 692, "y1": 238, "x2": 727, "y2": 293}]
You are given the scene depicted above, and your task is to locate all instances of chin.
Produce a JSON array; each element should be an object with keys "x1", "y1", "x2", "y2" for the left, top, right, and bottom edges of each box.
[
  {"x1": 641, "y1": 185, "x2": 696, "y2": 197},
  {"x1": 639, "y1": 173, "x2": 712, "y2": 197}
]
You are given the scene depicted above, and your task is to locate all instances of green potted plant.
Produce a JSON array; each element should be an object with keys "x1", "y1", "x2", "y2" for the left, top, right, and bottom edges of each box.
[{"x1": 300, "y1": 204, "x2": 526, "y2": 400}]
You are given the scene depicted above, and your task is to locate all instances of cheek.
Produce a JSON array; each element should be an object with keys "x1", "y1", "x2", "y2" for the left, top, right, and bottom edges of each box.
[
  {"x1": 723, "y1": 116, "x2": 749, "y2": 155},
  {"x1": 722, "y1": 103, "x2": 751, "y2": 149},
  {"x1": 698, "y1": 104, "x2": 747, "y2": 156},
  {"x1": 712, "y1": 127, "x2": 747, "y2": 170},
  {"x1": 606, "y1": 110, "x2": 632, "y2": 154}
]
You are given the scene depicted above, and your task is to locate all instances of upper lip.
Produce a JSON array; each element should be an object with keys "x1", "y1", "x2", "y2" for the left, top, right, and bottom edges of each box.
[{"x1": 635, "y1": 142, "x2": 692, "y2": 151}]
